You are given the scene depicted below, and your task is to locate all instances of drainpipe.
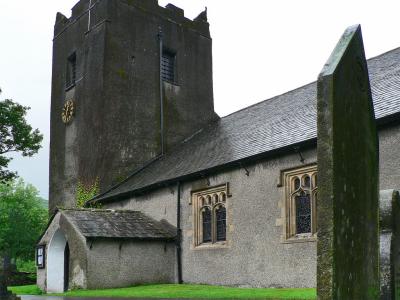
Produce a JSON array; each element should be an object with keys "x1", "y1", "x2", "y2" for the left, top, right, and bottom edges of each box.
[
  {"x1": 158, "y1": 29, "x2": 165, "y2": 155},
  {"x1": 176, "y1": 181, "x2": 183, "y2": 283}
]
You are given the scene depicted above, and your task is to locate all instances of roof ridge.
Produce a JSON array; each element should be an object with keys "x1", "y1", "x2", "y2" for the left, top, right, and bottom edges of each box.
[
  {"x1": 366, "y1": 46, "x2": 400, "y2": 62},
  {"x1": 221, "y1": 81, "x2": 316, "y2": 120},
  {"x1": 220, "y1": 46, "x2": 400, "y2": 121}
]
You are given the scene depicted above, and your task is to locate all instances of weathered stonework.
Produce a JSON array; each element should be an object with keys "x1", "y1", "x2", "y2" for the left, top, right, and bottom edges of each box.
[
  {"x1": 49, "y1": 0, "x2": 218, "y2": 212},
  {"x1": 317, "y1": 25, "x2": 379, "y2": 299},
  {"x1": 380, "y1": 189, "x2": 400, "y2": 299}
]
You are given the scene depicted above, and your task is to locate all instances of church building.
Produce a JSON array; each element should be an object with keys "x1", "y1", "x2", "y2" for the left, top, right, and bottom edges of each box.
[{"x1": 37, "y1": 0, "x2": 400, "y2": 292}]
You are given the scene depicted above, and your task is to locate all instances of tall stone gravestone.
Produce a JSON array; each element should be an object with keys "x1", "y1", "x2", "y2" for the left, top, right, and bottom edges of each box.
[
  {"x1": 317, "y1": 25, "x2": 379, "y2": 299},
  {"x1": 380, "y1": 189, "x2": 400, "y2": 299},
  {"x1": 0, "y1": 260, "x2": 20, "y2": 300}
]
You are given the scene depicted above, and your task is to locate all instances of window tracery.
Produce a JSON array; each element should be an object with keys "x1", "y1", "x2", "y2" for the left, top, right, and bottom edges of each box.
[
  {"x1": 192, "y1": 184, "x2": 229, "y2": 247},
  {"x1": 282, "y1": 165, "x2": 317, "y2": 240}
]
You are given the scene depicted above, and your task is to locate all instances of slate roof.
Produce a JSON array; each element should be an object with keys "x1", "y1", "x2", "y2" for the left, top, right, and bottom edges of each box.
[
  {"x1": 92, "y1": 47, "x2": 400, "y2": 203},
  {"x1": 61, "y1": 209, "x2": 176, "y2": 240}
]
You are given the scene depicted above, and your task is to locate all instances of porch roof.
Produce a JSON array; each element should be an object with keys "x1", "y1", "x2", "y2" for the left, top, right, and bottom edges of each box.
[{"x1": 61, "y1": 208, "x2": 176, "y2": 241}]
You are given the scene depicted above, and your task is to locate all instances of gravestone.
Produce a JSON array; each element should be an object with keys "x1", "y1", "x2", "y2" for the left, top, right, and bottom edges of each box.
[
  {"x1": 380, "y1": 189, "x2": 400, "y2": 299},
  {"x1": 317, "y1": 24, "x2": 379, "y2": 299},
  {"x1": 0, "y1": 259, "x2": 21, "y2": 300}
]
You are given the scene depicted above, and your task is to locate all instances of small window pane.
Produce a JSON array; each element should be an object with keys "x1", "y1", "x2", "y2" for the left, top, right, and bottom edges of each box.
[
  {"x1": 294, "y1": 178, "x2": 300, "y2": 190},
  {"x1": 296, "y1": 195, "x2": 311, "y2": 234},
  {"x1": 202, "y1": 208, "x2": 212, "y2": 243},
  {"x1": 303, "y1": 175, "x2": 311, "y2": 188},
  {"x1": 216, "y1": 206, "x2": 226, "y2": 241},
  {"x1": 213, "y1": 194, "x2": 219, "y2": 204}
]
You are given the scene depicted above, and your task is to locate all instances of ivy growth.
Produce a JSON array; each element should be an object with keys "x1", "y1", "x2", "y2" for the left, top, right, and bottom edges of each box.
[{"x1": 76, "y1": 178, "x2": 101, "y2": 208}]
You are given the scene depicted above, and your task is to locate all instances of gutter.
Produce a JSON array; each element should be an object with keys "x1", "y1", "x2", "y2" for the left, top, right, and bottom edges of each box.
[
  {"x1": 93, "y1": 138, "x2": 317, "y2": 204},
  {"x1": 86, "y1": 236, "x2": 177, "y2": 243},
  {"x1": 376, "y1": 111, "x2": 400, "y2": 128}
]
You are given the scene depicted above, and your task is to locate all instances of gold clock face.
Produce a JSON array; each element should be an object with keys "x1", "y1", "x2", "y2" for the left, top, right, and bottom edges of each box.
[{"x1": 61, "y1": 100, "x2": 75, "y2": 124}]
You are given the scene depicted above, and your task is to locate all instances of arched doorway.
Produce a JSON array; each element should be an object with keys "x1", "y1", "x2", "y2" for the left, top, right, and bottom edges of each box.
[{"x1": 47, "y1": 229, "x2": 69, "y2": 292}]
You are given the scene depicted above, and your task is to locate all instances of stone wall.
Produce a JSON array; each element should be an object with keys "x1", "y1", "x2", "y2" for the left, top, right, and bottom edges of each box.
[
  {"x1": 379, "y1": 123, "x2": 400, "y2": 190},
  {"x1": 104, "y1": 122, "x2": 400, "y2": 288},
  {"x1": 86, "y1": 240, "x2": 176, "y2": 289}
]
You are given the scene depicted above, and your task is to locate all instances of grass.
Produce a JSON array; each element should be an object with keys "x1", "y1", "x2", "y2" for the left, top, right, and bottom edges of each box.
[
  {"x1": 8, "y1": 284, "x2": 43, "y2": 295},
  {"x1": 9, "y1": 283, "x2": 316, "y2": 299}
]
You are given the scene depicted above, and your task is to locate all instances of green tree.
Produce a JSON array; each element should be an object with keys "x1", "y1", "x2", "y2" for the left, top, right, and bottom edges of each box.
[
  {"x1": 0, "y1": 180, "x2": 48, "y2": 262},
  {"x1": 0, "y1": 88, "x2": 43, "y2": 182},
  {"x1": 0, "y1": 88, "x2": 43, "y2": 296}
]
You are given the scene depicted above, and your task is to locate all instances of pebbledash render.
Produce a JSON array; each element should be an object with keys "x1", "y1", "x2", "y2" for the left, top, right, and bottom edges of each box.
[{"x1": 37, "y1": 0, "x2": 400, "y2": 292}]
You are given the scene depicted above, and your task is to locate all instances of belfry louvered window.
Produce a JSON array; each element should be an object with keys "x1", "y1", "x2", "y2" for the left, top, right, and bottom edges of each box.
[
  {"x1": 161, "y1": 50, "x2": 175, "y2": 82},
  {"x1": 66, "y1": 52, "x2": 77, "y2": 89}
]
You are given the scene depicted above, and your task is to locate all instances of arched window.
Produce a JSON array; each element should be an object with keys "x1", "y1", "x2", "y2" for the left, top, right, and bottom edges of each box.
[
  {"x1": 282, "y1": 165, "x2": 317, "y2": 240},
  {"x1": 202, "y1": 207, "x2": 212, "y2": 243},
  {"x1": 295, "y1": 191, "x2": 311, "y2": 234},
  {"x1": 216, "y1": 205, "x2": 226, "y2": 241},
  {"x1": 192, "y1": 184, "x2": 230, "y2": 247}
]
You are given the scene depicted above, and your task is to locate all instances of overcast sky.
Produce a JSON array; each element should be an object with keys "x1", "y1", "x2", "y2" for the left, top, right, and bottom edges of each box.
[{"x1": 1, "y1": 0, "x2": 399, "y2": 198}]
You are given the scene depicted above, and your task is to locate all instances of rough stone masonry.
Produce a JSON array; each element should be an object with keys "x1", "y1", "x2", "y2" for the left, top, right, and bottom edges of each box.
[
  {"x1": 316, "y1": 25, "x2": 379, "y2": 299},
  {"x1": 380, "y1": 189, "x2": 400, "y2": 299}
]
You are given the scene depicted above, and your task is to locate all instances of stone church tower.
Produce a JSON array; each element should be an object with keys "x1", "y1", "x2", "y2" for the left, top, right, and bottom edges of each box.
[{"x1": 49, "y1": 0, "x2": 218, "y2": 212}]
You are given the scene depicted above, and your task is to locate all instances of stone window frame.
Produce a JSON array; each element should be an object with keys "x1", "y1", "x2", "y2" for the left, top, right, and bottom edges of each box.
[
  {"x1": 191, "y1": 183, "x2": 230, "y2": 249},
  {"x1": 278, "y1": 164, "x2": 317, "y2": 243}
]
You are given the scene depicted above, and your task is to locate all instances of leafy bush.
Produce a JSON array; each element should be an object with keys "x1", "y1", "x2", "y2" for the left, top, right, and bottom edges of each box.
[
  {"x1": 0, "y1": 179, "x2": 48, "y2": 261},
  {"x1": 16, "y1": 259, "x2": 36, "y2": 273},
  {"x1": 76, "y1": 177, "x2": 100, "y2": 208}
]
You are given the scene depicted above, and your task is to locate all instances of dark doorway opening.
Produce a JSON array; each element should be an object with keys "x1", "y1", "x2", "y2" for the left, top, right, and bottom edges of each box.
[{"x1": 64, "y1": 242, "x2": 70, "y2": 291}]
